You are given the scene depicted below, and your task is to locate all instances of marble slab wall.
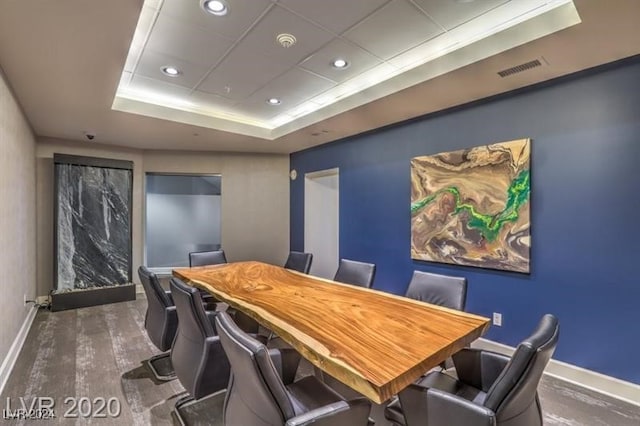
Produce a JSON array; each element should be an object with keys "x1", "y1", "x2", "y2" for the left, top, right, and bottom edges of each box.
[{"x1": 55, "y1": 163, "x2": 132, "y2": 291}]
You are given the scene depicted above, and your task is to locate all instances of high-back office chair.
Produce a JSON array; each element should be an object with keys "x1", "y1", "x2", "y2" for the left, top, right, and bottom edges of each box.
[
  {"x1": 169, "y1": 278, "x2": 231, "y2": 423},
  {"x1": 187, "y1": 249, "x2": 259, "y2": 333},
  {"x1": 385, "y1": 314, "x2": 560, "y2": 426},
  {"x1": 188, "y1": 249, "x2": 227, "y2": 267},
  {"x1": 188, "y1": 249, "x2": 227, "y2": 307},
  {"x1": 215, "y1": 311, "x2": 373, "y2": 426},
  {"x1": 284, "y1": 251, "x2": 313, "y2": 274},
  {"x1": 405, "y1": 270, "x2": 467, "y2": 310},
  {"x1": 137, "y1": 266, "x2": 178, "y2": 381},
  {"x1": 333, "y1": 259, "x2": 376, "y2": 288},
  {"x1": 405, "y1": 270, "x2": 468, "y2": 370}
]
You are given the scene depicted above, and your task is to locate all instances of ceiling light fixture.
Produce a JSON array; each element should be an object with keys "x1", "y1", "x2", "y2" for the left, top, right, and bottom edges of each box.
[
  {"x1": 202, "y1": 0, "x2": 228, "y2": 16},
  {"x1": 161, "y1": 66, "x2": 181, "y2": 77},
  {"x1": 332, "y1": 58, "x2": 349, "y2": 69},
  {"x1": 267, "y1": 98, "x2": 282, "y2": 105}
]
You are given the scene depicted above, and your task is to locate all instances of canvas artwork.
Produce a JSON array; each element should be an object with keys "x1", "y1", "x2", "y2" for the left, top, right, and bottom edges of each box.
[{"x1": 411, "y1": 139, "x2": 531, "y2": 273}]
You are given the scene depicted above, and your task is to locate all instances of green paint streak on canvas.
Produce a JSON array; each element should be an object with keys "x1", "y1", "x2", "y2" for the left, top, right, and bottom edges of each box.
[{"x1": 411, "y1": 170, "x2": 530, "y2": 242}]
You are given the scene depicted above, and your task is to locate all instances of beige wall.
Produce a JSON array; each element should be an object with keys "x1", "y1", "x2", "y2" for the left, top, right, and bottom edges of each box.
[
  {"x1": 143, "y1": 151, "x2": 290, "y2": 265},
  {"x1": 36, "y1": 139, "x2": 290, "y2": 295},
  {"x1": 0, "y1": 68, "x2": 36, "y2": 363}
]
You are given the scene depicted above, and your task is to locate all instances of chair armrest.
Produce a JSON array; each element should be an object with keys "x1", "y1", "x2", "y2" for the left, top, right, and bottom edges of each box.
[
  {"x1": 397, "y1": 382, "x2": 429, "y2": 425},
  {"x1": 426, "y1": 388, "x2": 496, "y2": 426},
  {"x1": 231, "y1": 310, "x2": 260, "y2": 334},
  {"x1": 399, "y1": 382, "x2": 495, "y2": 426},
  {"x1": 205, "y1": 310, "x2": 218, "y2": 332},
  {"x1": 165, "y1": 305, "x2": 177, "y2": 317},
  {"x1": 452, "y1": 348, "x2": 510, "y2": 392},
  {"x1": 286, "y1": 397, "x2": 371, "y2": 426},
  {"x1": 268, "y1": 348, "x2": 301, "y2": 385},
  {"x1": 200, "y1": 291, "x2": 223, "y2": 305},
  {"x1": 164, "y1": 305, "x2": 178, "y2": 342},
  {"x1": 164, "y1": 290, "x2": 174, "y2": 305},
  {"x1": 202, "y1": 336, "x2": 232, "y2": 392},
  {"x1": 251, "y1": 334, "x2": 269, "y2": 345}
]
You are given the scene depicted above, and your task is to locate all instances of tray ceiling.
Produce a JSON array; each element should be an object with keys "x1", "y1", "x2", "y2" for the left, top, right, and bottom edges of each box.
[
  {"x1": 2, "y1": 0, "x2": 640, "y2": 152},
  {"x1": 114, "y1": 0, "x2": 580, "y2": 139}
]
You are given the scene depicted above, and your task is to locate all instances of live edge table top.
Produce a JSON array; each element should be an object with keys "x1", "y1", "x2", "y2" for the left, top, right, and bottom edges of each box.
[{"x1": 173, "y1": 261, "x2": 490, "y2": 404}]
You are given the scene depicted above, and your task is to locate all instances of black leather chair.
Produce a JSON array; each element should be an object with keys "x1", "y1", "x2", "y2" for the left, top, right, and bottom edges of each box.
[
  {"x1": 189, "y1": 249, "x2": 227, "y2": 267},
  {"x1": 385, "y1": 314, "x2": 560, "y2": 426},
  {"x1": 215, "y1": 311, "x2": 373, "y2": 426},
  {"x1": 188, "y1": 249, "x2": 227, "y2": 306},
  {"x1": 405, "y1": 270, "x2": 467, "y2": 310},
  {"x1": 169, "y1": 277, "x2": 231, "y2": 423},
  {"x1": 405, "y1": 270, "x2": 468, "y2": 370},
  {"x1": 188, "y1": 249, "x2": 260, "y2": 334},
  {"x1": 137, "y1": 266, "x2": 178, "y2": 381},
  {"x1": 284, "y1": 251, "x2": 313, "y2": 274},
  {"x1": 333, "y1": 259, "x2": 376, "y2": 288}
]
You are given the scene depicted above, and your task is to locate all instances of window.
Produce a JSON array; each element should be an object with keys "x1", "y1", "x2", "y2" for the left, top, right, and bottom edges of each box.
[{"x1": 145, "y1": 173, "x2": 221, "y2": 274}]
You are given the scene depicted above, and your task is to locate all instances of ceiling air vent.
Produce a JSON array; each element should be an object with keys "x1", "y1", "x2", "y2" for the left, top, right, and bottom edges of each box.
[{"x1": 497, "y1": 59, "x2": 543, "y2": 78}]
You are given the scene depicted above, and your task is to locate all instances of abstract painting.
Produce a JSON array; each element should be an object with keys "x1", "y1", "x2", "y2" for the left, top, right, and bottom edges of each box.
[{"x1": 411, "y1": 139, "x2": 531, "y2": 273}]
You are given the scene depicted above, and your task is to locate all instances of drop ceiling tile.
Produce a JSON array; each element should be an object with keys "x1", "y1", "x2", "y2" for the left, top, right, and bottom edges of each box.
[
  {"x1": 135, "y1": 49, "x2": 209, "y2": 89},
  {"x1": 145, "y1": 14, "x2": 234, "y2": 69},
  {"x1": 190, "y1": 90, "x2": 236, "y2": 111},
  {"x1": 197, "y1": 46, "x2": 291, "y2": 101},
  {"x1": 247, "y1": 68, "x2": 336, "y2": 112},
  {"x1": 278, "y1": 0, "x2": 390, "y2": 34},
  {"x1": 412, "y1": 0, "x2": 510, "y2": 30},
  {"x1": 129, "y1": 74, "x2": 193, "y2": 100},
  {"x1": 344, "y1": 0, "x2": 443, "y2": 60},
  {"x1": 227, "y1": 98, "x2": 286, "y2": 121},
  {"x1": 160, "y1": 0, "x2": 273, "y2": 40},
  {"x1": 299, "y1": 38, "x2": 383, "y2": 83},
  {"x1": 240, "y1": 6, "x2": 335, "y2": 68}
]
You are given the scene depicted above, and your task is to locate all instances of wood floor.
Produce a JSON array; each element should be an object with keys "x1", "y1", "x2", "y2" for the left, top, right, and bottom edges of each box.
[{"x1": 1, "y1": 298, "x2": 638, "y2": 425}]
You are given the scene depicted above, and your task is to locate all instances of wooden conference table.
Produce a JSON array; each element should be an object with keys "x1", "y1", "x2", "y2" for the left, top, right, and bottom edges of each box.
[{"x1": 173, "y1": 261, "x2": 490, "y2": 404}]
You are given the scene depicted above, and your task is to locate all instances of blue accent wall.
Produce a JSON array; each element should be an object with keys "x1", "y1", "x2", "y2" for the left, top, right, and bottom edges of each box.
[{"x1": 290, "y1": 57, "x2": 640, "y2": 385}]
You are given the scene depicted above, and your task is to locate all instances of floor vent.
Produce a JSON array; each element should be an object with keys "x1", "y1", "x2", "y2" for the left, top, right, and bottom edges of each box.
[{"x1": 497, "y1": 59, "x2": 543, "y2": 78}]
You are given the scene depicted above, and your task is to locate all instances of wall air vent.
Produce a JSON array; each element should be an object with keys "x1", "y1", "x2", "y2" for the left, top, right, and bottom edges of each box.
[{"x1": 497, "y1": 59, "x2": 543, "y2": 78}]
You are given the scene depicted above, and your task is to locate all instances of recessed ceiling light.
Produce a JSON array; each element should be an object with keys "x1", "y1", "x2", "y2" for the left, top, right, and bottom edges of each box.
[
  {"x1": 267, "y1": 98, "x2": 281, "y2": 105},
  {"x1": 202, "y1": 0, "x2": 228, "y2": 16},
  {"x1": 161, "y1": 66, "x2": 181, "y2": 77},
  {"x1": 332, "y1": 58, "x2": 349, "y2": 69}
]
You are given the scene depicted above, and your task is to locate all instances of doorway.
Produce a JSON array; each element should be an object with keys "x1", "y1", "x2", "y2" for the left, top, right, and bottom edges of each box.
[{"x1": 304, "y1": 169, "x2": 339, "y2": 279}]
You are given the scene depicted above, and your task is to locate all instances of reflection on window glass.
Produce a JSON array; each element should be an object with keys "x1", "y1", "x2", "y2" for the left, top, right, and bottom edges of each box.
[{"x1": 145, "y1": 174, "x2": 221, "y2": 271}]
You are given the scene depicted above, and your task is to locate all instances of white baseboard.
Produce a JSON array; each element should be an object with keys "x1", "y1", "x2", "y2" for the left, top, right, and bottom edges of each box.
[
  {"x1": 0, "y1": 306, "x2": 38, "y2": 396},
  {"x1": 473, "y1": 338, "x2": 640, "y2": 407}
]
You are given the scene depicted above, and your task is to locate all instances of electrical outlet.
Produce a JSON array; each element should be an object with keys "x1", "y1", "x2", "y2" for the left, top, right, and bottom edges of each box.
[
  {"x1": 493, "y1": 312, "x2": 502, "y2": 327},
  {"x1": 24, "y1": 293, "x2": 27, "y2": 306}
]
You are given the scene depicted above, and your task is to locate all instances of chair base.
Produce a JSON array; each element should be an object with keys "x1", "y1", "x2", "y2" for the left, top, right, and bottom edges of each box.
[{"x1": 146, "y1": 352, "x2": 176, "y2": 381}]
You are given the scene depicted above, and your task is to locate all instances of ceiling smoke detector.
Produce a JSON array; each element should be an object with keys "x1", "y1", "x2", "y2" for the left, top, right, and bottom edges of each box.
[{"x1": 276, "y1": 33, "x2": 297, "y2": 48}]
